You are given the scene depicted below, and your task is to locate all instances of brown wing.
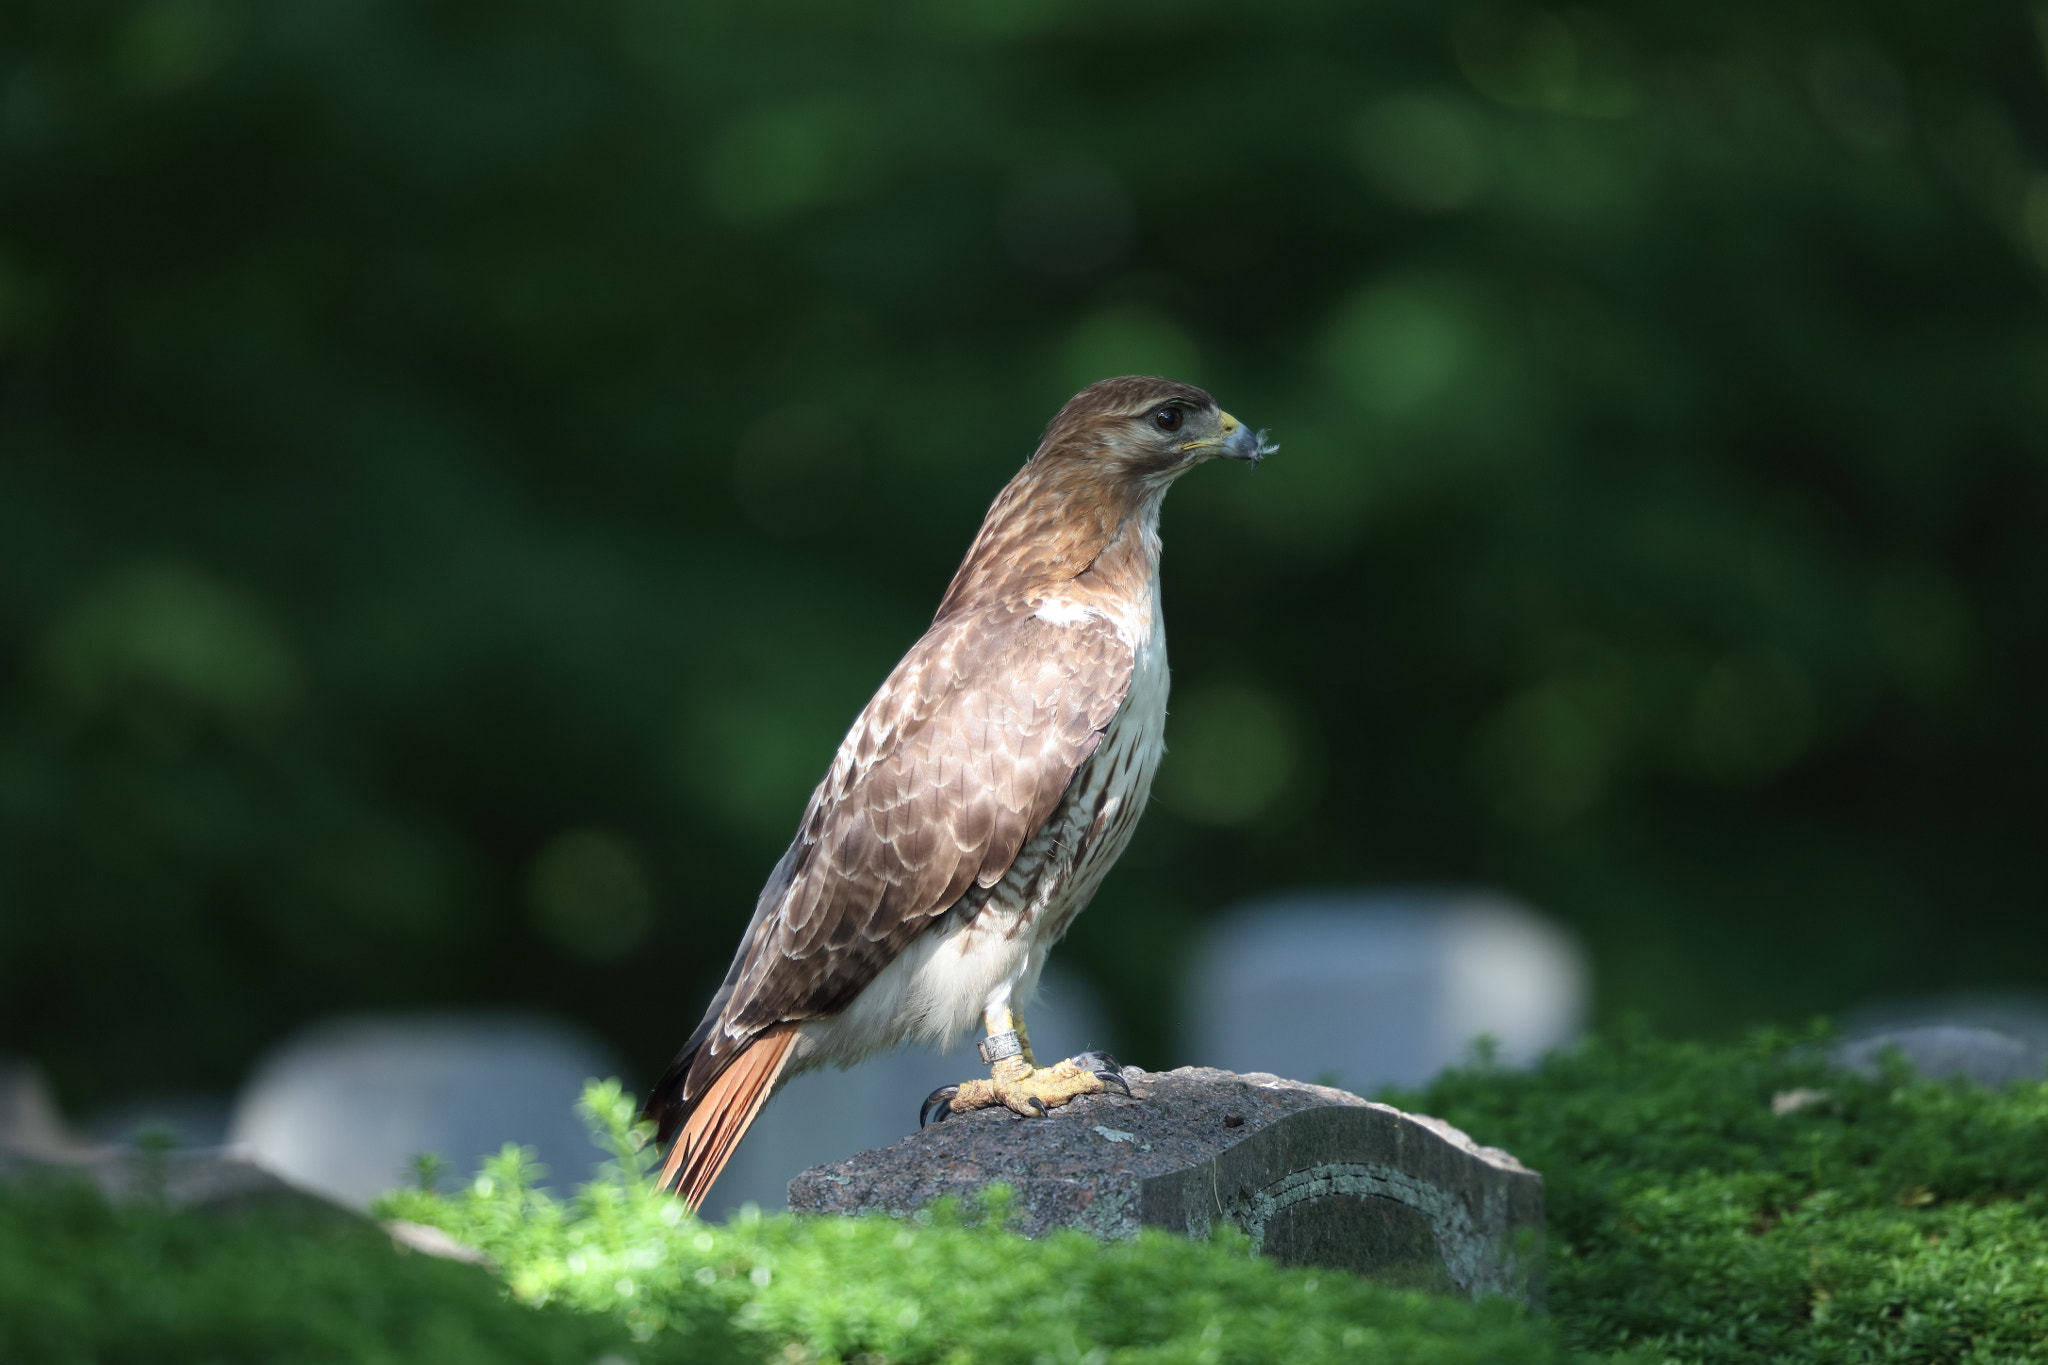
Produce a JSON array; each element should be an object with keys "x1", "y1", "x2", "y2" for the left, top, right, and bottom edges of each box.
[{"x1": 645, "y1": 597, "x2": 1134, "y2": 1142}]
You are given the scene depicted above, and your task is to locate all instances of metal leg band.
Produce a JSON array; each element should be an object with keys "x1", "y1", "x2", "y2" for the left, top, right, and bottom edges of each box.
[{"x1": 978, "y1": 1029, "x2": 1024, "y2": 1066}]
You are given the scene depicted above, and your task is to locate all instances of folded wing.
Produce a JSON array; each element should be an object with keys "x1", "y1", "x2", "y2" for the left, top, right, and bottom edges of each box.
[{"x1": 644, "y1": 600, "x2": 1135, "y2": 1197}]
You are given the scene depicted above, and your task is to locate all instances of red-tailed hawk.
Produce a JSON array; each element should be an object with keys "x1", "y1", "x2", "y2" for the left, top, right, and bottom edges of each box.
[{"x1": 645, "y1": 376, "x2": 1273, "y2": 1209}]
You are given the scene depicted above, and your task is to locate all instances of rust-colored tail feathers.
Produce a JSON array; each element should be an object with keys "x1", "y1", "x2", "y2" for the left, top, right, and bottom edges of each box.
[{"x1": 655, "y1": 1024, "x2": 798, "y2": 1212}]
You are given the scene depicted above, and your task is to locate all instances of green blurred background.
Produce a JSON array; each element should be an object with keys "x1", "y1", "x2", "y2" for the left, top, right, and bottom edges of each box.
[{"x1": 4, "y1": 0, "x2": 2046, "y2": 1113}]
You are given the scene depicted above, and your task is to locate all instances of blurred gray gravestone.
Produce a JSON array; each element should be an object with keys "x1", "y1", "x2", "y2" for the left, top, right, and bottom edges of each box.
[
  {"x1": 1835, "y1": 1025, "x2": 2048, "y2": 1087},
  {"x1": 2, "y1": 1056, "x2": 323, "y2": 1210},
  {"x1": 1839, "y1": 990, "x2": 2048, "y2": 1045},
  {"x1": 1, "y1": 1057, "x2": 86, "y2": 1161},
  {"x1": 1833, "y1": 994, "x2": 2048, "y2": 1087},
  {"x1": 1185, "y1": 889, "x2": 1588, "y2": 1094},
  {"x1": 706, "y1": 966, "x2": 1113, "y2": 1219},
  {"x1": 228, "y1": 1013, "x2": 625, "y2": 1207},
  {"x1": 89, "y1": 1094, "x2": 234, "y2": 1149},
  {"x1": 790, "y1": 1065, "x2": 1544, "y2": 1304}
]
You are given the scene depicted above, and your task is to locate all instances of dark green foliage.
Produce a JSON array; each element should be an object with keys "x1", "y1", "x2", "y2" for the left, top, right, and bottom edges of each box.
[
  {"x1": 12, "y1": 1044, "x2": 2048, "y2": 1363},
  {"x1": 0, "y1": 1079, "x2": 1581, "y2": 1365},
  {"x1": 4, "y1": 0, "x2": 2047, "y2": 1104},
  {"x1": 372, "y1": 1080, "x2": 1587, "y2": 1365},
  {"x1": 378, "y1": 1047, "x2": 2048, "y2": 1364},
  {"x1": 1401, "y1": 1024, "x2": 2048, "y2": 1360},
  {"x1": 386, "y1": 1045, "x2": 2048, "y2": 1364},
  {"x1": 0, "y1": 1174, "x2": 1575, "y2": 1365},
  {"x1": 0, "y1": 1177, "x2": 693, "y2": 1364}
]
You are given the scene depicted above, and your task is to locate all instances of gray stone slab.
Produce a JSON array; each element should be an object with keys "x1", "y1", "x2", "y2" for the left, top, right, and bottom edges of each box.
[
  {"x1": 1839, "y1": 991, "x2": 2048, "y2": 1046},
  {"x1": 0, "y1": 1142, "x2": 340, "y2": 1212},
  {"x1": 1835, "y1": 1024, "x2": 2048, "y2": 1087},
  {"x1": 787, "y1": 1065, "x2": 1543, "y2": 1304},
  {"x1": 88, "y1": 1093, "x2": 235, "y2": 1149},
  {"x1": 0, "y1": 1059, "x2": 83, "y2": 1161},
  {"x1": 3, "y1": 1055, "x2": 344, "y2": 1215},
  {"x1": 1185, "y1": 889, "x2": 1588, "y2": 1093},
  {"x1": 228, "y1": 1012, "x2": 626, "y2": 1206}
]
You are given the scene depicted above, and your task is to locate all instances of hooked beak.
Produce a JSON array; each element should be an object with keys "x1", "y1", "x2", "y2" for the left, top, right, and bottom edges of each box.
[{"x1": 1183, "y1": 411, "x2": 1278, "y2": 468}]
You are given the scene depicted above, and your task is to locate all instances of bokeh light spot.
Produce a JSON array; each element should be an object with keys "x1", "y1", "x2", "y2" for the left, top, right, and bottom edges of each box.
[
  {"x1": 527, "y1": 828, "x2": 654, "y2": 962},
  {"x1": 1159, "y1": 683, "x2": 1302, "y2": 825},
  {"x1": 42, "y1": 561, "x2": 300, "y2": 751},
  {"x1": 119, "y1": 0, "x2": 237, "y2": 93},
  {"x1": 681, "y1": 687, "x2": 852, "y2": 843},
  {"x1": 1472, "y1": 674, "x2": 1626, "y2": 828},
  {"x1": 1454, "y1": 8, "x2": 1578, "y2": 111},
  {"x1": 1061, "y1": 306, "x2": 1203, "y2": 394},
  {"x1": 1351, "y1": 94, "x2": 1488, "y2": 212},
  {"x1": 1692, "y1": 649, "x2": 1814, "y2": 783},
  {"x1": 1324, "y1": 282, "x2": 1474, "y2": 414},
  {"x1": 703, "y1": 103, "x2": 868, "y2": 225}
]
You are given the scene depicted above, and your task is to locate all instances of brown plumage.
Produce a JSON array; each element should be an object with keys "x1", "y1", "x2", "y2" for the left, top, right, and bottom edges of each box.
[{"x1": 644, "y1": 376, "x2": 1270, "y2": 1210}]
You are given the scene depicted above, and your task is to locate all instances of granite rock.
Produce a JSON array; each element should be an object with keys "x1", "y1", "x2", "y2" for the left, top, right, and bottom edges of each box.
[{"x1": 788, "y1": 1065, "x2": 1543, "y2": 1303}]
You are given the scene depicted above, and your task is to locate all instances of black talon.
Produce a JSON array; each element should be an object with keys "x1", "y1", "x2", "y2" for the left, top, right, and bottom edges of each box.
[
  {"x1": 1026, "y1": 1096, "x2": 1049, "y2": 1116},
  {"x1": 1095, "y1": 1069, "x2": 1132, "y2": 1097},
  {"x1": 920, "y1": 1085, "x2": 959, "y2": 1128}
]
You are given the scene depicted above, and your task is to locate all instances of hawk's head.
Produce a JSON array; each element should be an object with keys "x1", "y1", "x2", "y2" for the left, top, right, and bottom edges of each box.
[
  {"x1": 934, "y1": 374, "x2": 1272, "y2": 615},
  {"x1": 1035, "y1": 375, "x2": 1276, "y2": 483}
]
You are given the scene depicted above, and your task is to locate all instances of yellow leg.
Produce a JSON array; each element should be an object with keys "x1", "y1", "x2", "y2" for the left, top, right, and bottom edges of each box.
[{"x1": 919, "y1": 1004, "x2": 1131, "y2": 1126}]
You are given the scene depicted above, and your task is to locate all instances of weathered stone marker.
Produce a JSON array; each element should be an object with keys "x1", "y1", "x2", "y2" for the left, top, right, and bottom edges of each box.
[{"x1": 788, "y1": 1065, "x2": 1543, "y2": 1304}]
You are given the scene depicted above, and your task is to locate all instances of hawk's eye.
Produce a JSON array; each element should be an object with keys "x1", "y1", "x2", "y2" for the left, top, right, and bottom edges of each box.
[{"x1": 1152, "y1": 406, "x2": 1183, "y2": 433}]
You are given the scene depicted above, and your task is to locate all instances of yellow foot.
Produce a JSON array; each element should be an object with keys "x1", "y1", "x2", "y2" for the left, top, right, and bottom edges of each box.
[{"x1": 920, "y1": 1052, "x2": 1131, "y2": 1127}]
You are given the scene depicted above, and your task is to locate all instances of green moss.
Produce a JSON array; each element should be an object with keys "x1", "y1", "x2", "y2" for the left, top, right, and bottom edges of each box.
[
  {"x1": 13, "y1": 1032, "x2": 2048, "y2": 1362},
  {"x1": 1397, "y1": 1022, "x2": 2048, "y2": 1360},
  {"x1": 0, "y1": 1175, "x2": 694, "y2": 1365},
  {"x1": 374, "y1": 1082, "x2": 1580, "y2": 1364}
]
